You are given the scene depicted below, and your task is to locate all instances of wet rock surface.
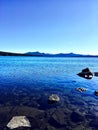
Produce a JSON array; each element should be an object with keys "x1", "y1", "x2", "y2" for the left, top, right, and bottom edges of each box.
[
  {"x1": 76, "y1": 87, "x2": 87, "y2": 92},
  {"x1": 77, "y1": 68, "x2": 93, "y2": 79}
]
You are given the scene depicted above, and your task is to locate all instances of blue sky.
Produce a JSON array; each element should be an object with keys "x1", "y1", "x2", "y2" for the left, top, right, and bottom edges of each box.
[{"x1": 0, "y1": 0, "x2": 98, "y2": 54}]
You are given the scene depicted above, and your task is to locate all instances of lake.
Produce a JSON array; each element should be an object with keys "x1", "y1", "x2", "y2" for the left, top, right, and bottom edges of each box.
[{"x1": 0, "y1": 56, "x2": 98, "y2": 130}]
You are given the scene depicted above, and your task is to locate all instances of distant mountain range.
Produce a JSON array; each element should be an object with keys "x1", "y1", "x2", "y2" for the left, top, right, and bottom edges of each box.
[
  {"x1": 0, "y1": 51, "x2": 26, "y2": 56},
  {"x1": 0, "y1": 51, "x2": 98, "y2": 57}
]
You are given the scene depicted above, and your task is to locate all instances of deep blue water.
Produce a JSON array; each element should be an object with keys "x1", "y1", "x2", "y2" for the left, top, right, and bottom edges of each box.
[
  {"x1": 0, "y1": 56, "x2": 98, "y2": 129},
  {"x1": 0, "y1": 56, "x2": 98, "y2": 91}
]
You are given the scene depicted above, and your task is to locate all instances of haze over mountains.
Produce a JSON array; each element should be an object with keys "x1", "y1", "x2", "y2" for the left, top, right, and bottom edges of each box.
[{"x1": 0, "y1": 51, "x2": 98, "y2": 57}]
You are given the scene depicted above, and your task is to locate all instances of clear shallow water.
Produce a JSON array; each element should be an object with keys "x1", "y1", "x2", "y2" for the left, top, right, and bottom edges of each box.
[{"x1": 0, "y1": 56, "x2": 98, "y2": 130}]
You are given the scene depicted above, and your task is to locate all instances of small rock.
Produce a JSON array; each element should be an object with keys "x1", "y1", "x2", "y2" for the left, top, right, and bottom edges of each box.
[
  {"x1": 94, "y1": 72, "x2": 98, "y2": 77},
  {"x1": 76, "y1": 87, "x2": 87, "y2": 92},
  {"x1": 7, "y1": 116, "x2": 31, "y2": 129},
  {"x1": 77, "y1": 68, "x2": 93, "y2": 79},
  {"x1": 94, "y1": 90, "x2": 98, "y2": 96},
  {"x1": 48, "y1": 94, "x2": 60, "y2": 103}
]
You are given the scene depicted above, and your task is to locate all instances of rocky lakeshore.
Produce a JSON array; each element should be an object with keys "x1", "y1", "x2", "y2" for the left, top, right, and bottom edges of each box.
[
  {"x1": 0, "y1": 56, "x2": 98, "y2": 130},
  {"x1": 0, "y1": 84, "x2": 98, "y2": 130}
]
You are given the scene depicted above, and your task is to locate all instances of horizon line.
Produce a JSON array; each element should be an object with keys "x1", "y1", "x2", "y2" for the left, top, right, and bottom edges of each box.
[{"x1": 0, "y1": 50, "x2": 98, "y2": 56}]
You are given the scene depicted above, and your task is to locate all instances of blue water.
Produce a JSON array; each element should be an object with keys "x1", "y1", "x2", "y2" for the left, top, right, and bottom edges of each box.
[
  {"x1": 0, "y1": 56, "x2": 98, "y2": 90},
  {"x1": 0, "y1": 56, "x2": 98, "y2": 129}
]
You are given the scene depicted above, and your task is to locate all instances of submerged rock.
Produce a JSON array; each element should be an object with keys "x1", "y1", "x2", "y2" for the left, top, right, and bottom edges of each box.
[
  {"x1": 48, "y1": 94, "x2": 60, "y2": 103},
  {"x1": 76, "y1": 87, "x2": 87, "y2": 92},
  {"x1": 70, "y1": 112, "x2": 84, "y2": 123},
  {"x1": 49, "y1": 108, "x2": 67, "y2": 128},
  {"x1": 94, "y1": 90, "x2": 98, "y2": 96},
  {"x1": 7, "y1": 116, "x2": 31, "y2": 129},
  {"x1": 77, "y1": 68, "x2": 93, "y2": 79},
  {"x1": 89, "y1": 119, "x2": 98, "y2": 129}
]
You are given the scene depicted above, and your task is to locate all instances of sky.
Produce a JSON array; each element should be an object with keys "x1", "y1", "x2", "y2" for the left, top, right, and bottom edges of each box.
[{"x1": 0, "y1": 0, "x2": 98, "y2": 54}]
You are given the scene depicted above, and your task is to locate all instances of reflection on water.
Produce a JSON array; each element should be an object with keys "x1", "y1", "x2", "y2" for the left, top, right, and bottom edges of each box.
[{"x1": 0, "y1": 56, "x2": 98, "y2": 129}]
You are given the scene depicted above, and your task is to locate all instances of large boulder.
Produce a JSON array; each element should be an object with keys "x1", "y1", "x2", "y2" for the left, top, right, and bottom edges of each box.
[
  {"x1": 77, "y1": 68, "x2": 93, "y2": 79},
  {"x1": 7, "y1": 116, "x2": 31, "y2": 129}
]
